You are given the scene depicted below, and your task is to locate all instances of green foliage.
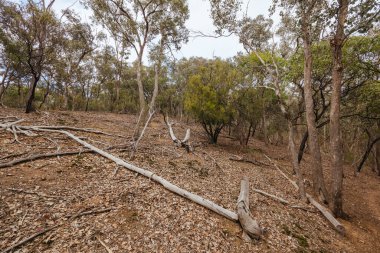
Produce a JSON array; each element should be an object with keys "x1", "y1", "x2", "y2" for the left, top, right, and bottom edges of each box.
[{"x1": 184, "y1": 59, "x2": 237, "y2": 143}]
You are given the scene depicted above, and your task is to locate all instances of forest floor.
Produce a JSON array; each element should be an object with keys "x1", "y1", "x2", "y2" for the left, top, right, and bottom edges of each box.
[{"x1": 0, "y1": 108, "x2": 379, "y2": 253}]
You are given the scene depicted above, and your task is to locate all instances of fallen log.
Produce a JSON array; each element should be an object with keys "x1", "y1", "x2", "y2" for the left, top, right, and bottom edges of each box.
[
  {"x1": 264, "y1": 154, "x2": 346, "y2": 235},
  {"x1": 28, "y1": 127, "x2": 238, "y2": 221},
  {"x1": 237, "y1": 177, "x2": 262, "y2": 240}
]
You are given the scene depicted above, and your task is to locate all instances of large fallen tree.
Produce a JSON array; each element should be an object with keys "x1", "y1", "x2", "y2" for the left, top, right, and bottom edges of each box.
[{"x1": 0, "y1": 119, "x2": 267, "y2": 239}]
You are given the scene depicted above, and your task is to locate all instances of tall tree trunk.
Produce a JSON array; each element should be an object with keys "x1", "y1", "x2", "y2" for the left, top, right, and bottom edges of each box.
[
  {"x1": 63, "y1": 83, "x2": 70, "y2": 110},
  {"x1": 262, "y1": 108, "x2": 268, "y2": 145},
  {"x1": 25, "y1": 75, "x2": 39, "y2": 113},
  {"x1": 136, "y1": 55, "x2": 146, "y2": 112},
  {"x1": 0, "y1": 65, "x2": 11, "y2": 106},
  {"x1": 301, "y1": 13, "x2": 329, "y2": 203},
  {"x1": 39, "y1": 81, "x2": 50, "y2": 109},
  {"x1": 289, "y1": 121, "x2": 307, "y2": 201},
  {"x1": 329, "y1": 0, "x2": 348, "y2": 218},
  {"x1": 133, "y1": 54, "x2": 147, "y2": 140}
]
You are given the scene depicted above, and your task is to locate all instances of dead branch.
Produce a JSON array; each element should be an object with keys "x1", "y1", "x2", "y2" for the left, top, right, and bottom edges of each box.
[
  {"x1": 164, "y1": 115, "x2": 193, "y2": 152},
  {"x1": 253, "y1": 188, "x2": 289, "y2": 205},
  {"x1": 6, "y1": 188, "x2": 59, "y2": 199},
  {"x1": 1, "y1": 224, "x2": 61, "y2": 253},
  {"x1": 0, "y1": 152, "x2": 25, "y2": 161},
  {"x1": 31, "y1": 127, "x2": 238, "y2": 221},
  {"x1": 264, "y1": 154, "x2": 346, "y2": 235},
  {"x1": 229, "y1": 155, "x2": 270, "y2": 167},
  {"x1": 237, "y1": 177, "x2": 262, "y2": 240},
  {"x1": 290, "y1": 205, "x2": 317, "y2": 213},
  {"x1": 1, "y1": 206, "x2": 114, "y2": 253},
  {"x1": 0, "y1": 150, "x2": 93, "y2": 169},
  {"x1": 96, "y1": 236, "x2": 114, "y2": 253},
  {"x1": 68, "y1": 207, "x2": 115, "y2": 219},
  {"x1": 22, "y1": 125, "x2": 125, "y2": 138},
  {"x1": 131, "y1": 109, "x2": 155, "y2": 158}
]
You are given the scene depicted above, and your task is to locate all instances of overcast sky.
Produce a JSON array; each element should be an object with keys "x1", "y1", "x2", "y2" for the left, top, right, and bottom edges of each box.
[{"x1": 53, "y1": 0, "x2": 277, "y2": 60}]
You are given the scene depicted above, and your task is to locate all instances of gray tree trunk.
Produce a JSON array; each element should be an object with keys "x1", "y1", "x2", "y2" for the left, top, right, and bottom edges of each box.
[
  {"x1": 329, "y1": 0, "x2": 348, "y2": 218},
  {"x1": 301, "y1": 13, "x2": 329, "y2": 203}
]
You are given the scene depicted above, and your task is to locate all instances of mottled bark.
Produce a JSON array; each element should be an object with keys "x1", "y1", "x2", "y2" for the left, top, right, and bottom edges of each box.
[
  {"x1": 25, "y1": 75, "x2": 40, "y2": 113},
  {"x1": 301, "y1": 10, "x2": 329, "y2": 203},
  {"x1": 329, "y1": 0, "x2": 348, "y2": 218}
]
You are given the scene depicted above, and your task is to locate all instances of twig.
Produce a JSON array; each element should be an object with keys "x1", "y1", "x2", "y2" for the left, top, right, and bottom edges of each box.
[
  {"x1": 0, "y1": 150, "x2": 93, "y2": 169},
  {"x1": 68, "y1": 207, "x2": 114, "y2": 219},
  {"x1": 253, "y1": 189, "x2": 289, "y2": 205},
  {"x1": 26, "y1": 125, "x2": 126, "y2": 138},
  {"x1": 290, "y1": 205, "x2": 317, "y2": 213},
  {"x1": 0, "y1": 152, "x2": 25, "y2": 161},
  {"x1": 1, "y1": 224, "x2": 60, "y2": 253},
  {"x1": 229, "y1": 155, "x2": 270, "y2": 167},
  {"x1": 1, "y1": 206, "x2": 114, "y2": 252},
  {"x1": 264, "y1": 154, "x2": 346, "y2": 235},
  {"x1": 20, "y1": 210, "x2": 29, "y2": 226},
  {"x1": 96, "y1": 236, "x2": 113, "y2": 253},
  {"x1": 7, "y1": 188, "x2": 59, "y2": 199}
]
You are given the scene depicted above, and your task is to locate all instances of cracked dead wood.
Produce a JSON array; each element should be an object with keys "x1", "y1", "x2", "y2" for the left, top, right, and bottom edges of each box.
[
  {"x1": 26, "y1": 126, "x2": 238, "y2": 221},
  {"x1": 237, "y1": 177, "x2": 262, "y2": 240},
  {"x1": 253, "y1": 188, "x2": 289, "y2": 205},
  {"x1": 229, "y1": 155, "x2": 270, "y2": 167},
  {"x1": 164, "y1": 115, "x2": 193, "y2": 152},
  {"x1": 264, "y1": 154, "x2": 346, "y2": 235}
]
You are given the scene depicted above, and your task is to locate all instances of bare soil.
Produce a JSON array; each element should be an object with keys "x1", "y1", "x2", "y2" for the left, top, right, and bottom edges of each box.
[{"x1": 0, "y1": 108, "x2": 379, "y2": 252}]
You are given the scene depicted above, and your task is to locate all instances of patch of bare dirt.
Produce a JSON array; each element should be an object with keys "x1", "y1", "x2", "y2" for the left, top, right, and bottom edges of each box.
[{"x1": 0, "y1": 108, "x2": 379, "y2": 252}]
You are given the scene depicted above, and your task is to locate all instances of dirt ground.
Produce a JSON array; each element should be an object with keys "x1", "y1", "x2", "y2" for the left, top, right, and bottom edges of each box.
[{"x1": 0, "y1": 108, "x2": 379, "y2": 252}]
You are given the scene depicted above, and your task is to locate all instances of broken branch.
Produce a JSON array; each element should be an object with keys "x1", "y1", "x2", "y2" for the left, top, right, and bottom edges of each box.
[
  {"x1": 237, "y1": 177, "x2": 262, "y2": 240},
  {"x1": 264, "y1": 154, "x2": 345, "y2": 235}
]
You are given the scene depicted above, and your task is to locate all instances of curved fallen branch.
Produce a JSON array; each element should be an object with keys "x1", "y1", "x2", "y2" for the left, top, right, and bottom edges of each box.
[
  {"x1": 28, "y1": 126, "x2": 238, "y2": 221},
  {"x1": 264, "y1": 154, "x2": 345, "y2": 235}
]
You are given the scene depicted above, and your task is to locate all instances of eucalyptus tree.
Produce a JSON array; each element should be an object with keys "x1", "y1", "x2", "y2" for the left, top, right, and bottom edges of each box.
[
  {"x1": 86, "y1": 0, "x2": 189, "y2": 143},
  {"x1": 209, "y1": 0, "x2": 307, "y2": 200},
  {"x1": 53, "y1": 10, "x2": 95, "y2": 110},
  {"x1": 326, "y1": 0, "x2": 379, "y2": 217},
  {"x1": 271, "y1": 0, "x2": 330, "y2": 203},
  {"x1": 0, "y1": 0, "x2": 60, "y2": 113}
]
